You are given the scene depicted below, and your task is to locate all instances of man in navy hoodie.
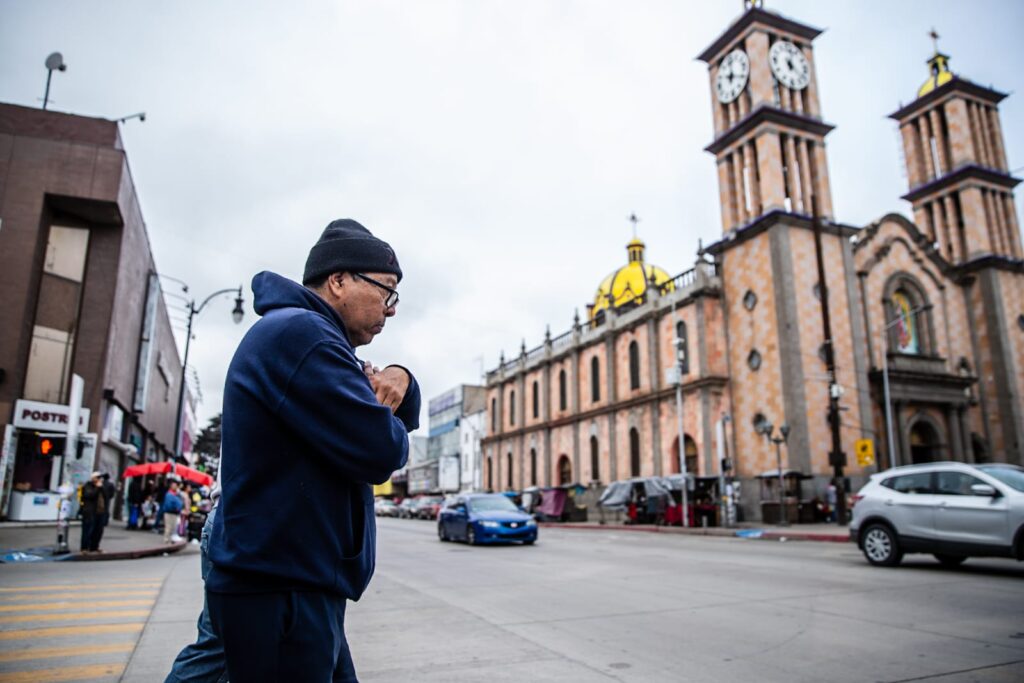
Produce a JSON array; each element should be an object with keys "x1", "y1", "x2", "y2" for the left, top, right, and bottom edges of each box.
[{"x1": 206, "y1": 219, "x2": 420, "y2": 682}]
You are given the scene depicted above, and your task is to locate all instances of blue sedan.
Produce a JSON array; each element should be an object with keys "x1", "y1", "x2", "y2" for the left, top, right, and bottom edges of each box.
[{"x1": 438, "y1": 494, "x2": 538, "y2": 545}]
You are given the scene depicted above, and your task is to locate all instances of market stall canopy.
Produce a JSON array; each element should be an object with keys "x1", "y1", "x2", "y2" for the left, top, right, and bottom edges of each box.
[
  {"x1": 122, "y1": 461, "x2": 213, "y2": 487},
  {"x1": 756, "y1": 469, "x2": 811, "y2": 479},
  {"x1": 598, "y1": 476, "x2": 686, "y2": 510}
]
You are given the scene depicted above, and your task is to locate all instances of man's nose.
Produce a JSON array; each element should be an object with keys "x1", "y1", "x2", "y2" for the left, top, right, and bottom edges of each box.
[{"x1": 385, "y1": 304, "x2": 397, "y2": 317}]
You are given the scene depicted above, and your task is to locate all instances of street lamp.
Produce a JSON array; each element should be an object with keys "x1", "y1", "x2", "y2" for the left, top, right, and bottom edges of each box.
[
  {"x1": 880, "y1": 304, "x2": 929, "y2": 469},
  {"x1": 674, "y1": 333, "x2": 690, "y2": 527},
  {"x1": 42, "y1": 52, "x2": 66, "y2": 110},
  {"x1": 173, "y1": 285, "x2": 245, "y2": 461}
]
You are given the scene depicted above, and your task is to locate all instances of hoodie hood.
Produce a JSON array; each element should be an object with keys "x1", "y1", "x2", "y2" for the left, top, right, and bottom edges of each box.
[{"x1": 251, "y1": 271, "x2": 349, "y2": 343}]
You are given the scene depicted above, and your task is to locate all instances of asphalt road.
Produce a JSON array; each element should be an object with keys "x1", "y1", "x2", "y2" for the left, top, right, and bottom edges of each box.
[{"x1": 349, "y1": 518, "x2": 1024, "y2": 683}]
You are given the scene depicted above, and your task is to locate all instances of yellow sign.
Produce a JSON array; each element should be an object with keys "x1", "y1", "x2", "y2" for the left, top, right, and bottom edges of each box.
[{"x1": 855, "y1": 439, "x2": 875, "y2": 467}]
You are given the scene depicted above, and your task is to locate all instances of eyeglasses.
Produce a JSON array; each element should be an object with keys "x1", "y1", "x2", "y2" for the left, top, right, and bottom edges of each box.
[{"x1": 354, "y1": 273, "x2": 399, "y2": 308}]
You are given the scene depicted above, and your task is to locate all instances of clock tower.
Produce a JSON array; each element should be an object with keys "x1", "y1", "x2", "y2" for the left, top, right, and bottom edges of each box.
[{"x1": 699, "y1": 5, "x2": 867, "y2": 486}]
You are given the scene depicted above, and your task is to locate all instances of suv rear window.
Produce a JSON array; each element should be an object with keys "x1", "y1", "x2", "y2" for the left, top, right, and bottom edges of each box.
[{"x1": 881, "y1": 472, "x2": 934, "y2": 494}]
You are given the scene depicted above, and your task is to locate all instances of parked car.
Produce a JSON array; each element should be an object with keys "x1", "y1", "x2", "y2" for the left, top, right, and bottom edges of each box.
[
  {"x1": 397, "y1": 497, "x2": 421, "y2": 519},
  {"x1": 850, "y1": 461, "x2": 1024, "y2": 567},
  {"x1": 374, "y1": 498, "x2": 399, "y2": 518},
  {"x1": 438, "y1": 493, "x2": 537, "y2": 545},
  {"x1": 415, "y1": 496, "x2": 444, "y2": 520}
]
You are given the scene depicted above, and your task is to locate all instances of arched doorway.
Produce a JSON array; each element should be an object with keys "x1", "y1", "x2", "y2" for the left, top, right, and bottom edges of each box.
[
  {"x1": 668, "y1": 435, "x2": 699, "y2": 475},
  {"x1": 557, "y1": 455, "x2": 572, "y2": 485},
  {"x1": 909, "y1": 421, "x2": 942, "y2": 464},
  {"x1": 971, "y1": 434, "x2": 988, "y2": 464}
]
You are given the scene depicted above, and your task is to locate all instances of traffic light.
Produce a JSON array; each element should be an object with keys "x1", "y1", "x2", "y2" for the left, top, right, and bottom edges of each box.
[{"x1": 35, "y1": 434, "x2": 66, "y2": 458}]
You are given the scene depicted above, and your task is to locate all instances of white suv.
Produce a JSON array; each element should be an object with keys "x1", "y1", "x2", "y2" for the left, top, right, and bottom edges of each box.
[{"x1": 850, "y1": 461, "x2": 1024, "y2": 567}]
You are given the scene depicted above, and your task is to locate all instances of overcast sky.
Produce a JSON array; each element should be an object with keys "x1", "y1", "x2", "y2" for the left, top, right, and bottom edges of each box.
[{"x1": 3, "y1": 0, "x2": 1023, "y2": 432}]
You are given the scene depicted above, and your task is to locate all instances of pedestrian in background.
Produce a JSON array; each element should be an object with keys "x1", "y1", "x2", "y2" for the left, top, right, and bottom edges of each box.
[
  {"x1": 161, "y1": 479, "x2": 184, "y2": 544},
  {"x1": 79, "y1": 472, "x2": 105, "y2": 554},
  {"x1": 206, "y1": 219, "x2": 420, "y2": 682},
  {"x1": 92, "y1": 473, "x2": 116, "y2": 551}
]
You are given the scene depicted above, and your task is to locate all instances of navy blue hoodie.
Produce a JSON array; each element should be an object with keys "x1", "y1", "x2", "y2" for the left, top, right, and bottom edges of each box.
[{"x1": 207, "y1": 271, "x2": 419, "y2": 599}]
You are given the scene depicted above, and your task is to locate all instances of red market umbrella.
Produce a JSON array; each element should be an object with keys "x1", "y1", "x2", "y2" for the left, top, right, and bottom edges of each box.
[{"x1": 122, "y1": 461, "x2": 213, "y2": 487}]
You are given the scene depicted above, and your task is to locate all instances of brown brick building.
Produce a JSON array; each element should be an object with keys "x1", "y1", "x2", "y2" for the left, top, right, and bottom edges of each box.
[
  {"x1": 0, "y1": 103, "x2": 187, "y2": 520},
  {"x1": 482, "y1": 7, "x2": 1024, "y2": 521}
]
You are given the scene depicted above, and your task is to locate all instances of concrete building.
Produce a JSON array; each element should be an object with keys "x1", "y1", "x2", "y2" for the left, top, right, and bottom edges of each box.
[
  {"x1": 482, "y1": 6, "x2": 1023, "y2": 521},
  {"x1": 417, "y1": 385, "x2": 486, "y2": 495},
  {"x1": 0, "y1": 103, "x2": 188, "y2": 520}
]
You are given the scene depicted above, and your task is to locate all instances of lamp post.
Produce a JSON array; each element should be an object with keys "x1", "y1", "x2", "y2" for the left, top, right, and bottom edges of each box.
[
  {"x1": 880, "y1": 304, "x2": 929, "y2": 469},
  {"x1": 757, "y1": 418, "x2": 789, "y2": 525},
  {"x1": 173, "y1": 286, "x2": 245, "y2": 462},
  {"x1": 42, "y1": 52, "x2": 66, "y2": 110},
  {"x1": 674, "y1": 333, "x2": 689, "y2": 527}
]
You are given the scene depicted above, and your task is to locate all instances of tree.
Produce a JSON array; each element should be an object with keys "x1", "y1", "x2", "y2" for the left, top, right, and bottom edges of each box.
[{"x1": 193, "y1": 413, "x2": 222, "y2": 478}]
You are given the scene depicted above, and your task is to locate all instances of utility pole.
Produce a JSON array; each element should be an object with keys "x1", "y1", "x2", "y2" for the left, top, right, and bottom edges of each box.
[{"x1": 811, "y1": 195, "x2": 848, "y2": 526}]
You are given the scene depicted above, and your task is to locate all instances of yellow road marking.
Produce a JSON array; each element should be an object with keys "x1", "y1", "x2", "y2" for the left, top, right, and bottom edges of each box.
[
  {"x1": 0, "y1": 662, "x2": 125, "y2": 682},
  {"x1": 0, "y1": 622, "x2": 143, "y2": 640},
  {"x1": 0, "y1": 590, "x2": 157, "y2": 602},
  {"x1": 0, "y1": 642, "x2": 134, "y2": 663},
  {"x1": 0, "y1": 599, "x2": 154, "y2": 613},
  {"x1": 0, "y1": 582, "x2": 160, "y2": 593},
  {"x1": 0, "y1": 610, "x2": 150, "y2": 625}
]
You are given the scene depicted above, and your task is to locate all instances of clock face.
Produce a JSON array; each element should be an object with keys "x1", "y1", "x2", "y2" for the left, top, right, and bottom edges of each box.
[
  {"x1": 769, "y1": 40, "x2": 810, "y2": 90},
  {"x1": 716, "y1": 49, "x2": 750, "y2": 103}
]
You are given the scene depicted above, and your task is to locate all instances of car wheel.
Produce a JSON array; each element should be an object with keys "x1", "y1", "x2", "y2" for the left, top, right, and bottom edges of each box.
[
  {"x1": 862, "y1": 523, "x2": 903, "y2": 567},
  {"x1": 438, "y1": 523, "x2": 448, "y2": 542},
  {"x1": 466, "y1": 526, "x2": 476, "y2": 546},
  {"x1": 934, "y1": 554, "x2": 966, "y2": 567}
]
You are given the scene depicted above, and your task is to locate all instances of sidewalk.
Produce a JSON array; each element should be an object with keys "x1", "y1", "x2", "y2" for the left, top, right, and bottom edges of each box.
[
  {"x1": 539, "y1": 520, "x2": 853, "y2": 543},
  {"x1": 0, "y1": 520, "x2": 188, "y2": 562}
]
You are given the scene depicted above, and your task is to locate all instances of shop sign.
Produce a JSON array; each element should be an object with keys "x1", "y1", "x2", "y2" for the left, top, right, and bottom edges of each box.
[{"x1": 13, "y1": 400, "x2": 91, "y2": 432}]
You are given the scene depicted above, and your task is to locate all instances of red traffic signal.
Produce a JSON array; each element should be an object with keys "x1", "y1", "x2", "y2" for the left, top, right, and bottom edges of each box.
[{"x1": 35, "y1": 435, "x2": 67, "y2": 458}]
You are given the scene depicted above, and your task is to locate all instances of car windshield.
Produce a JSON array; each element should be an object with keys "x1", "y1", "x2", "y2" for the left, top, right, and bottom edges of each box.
[
  {"x1": 977, "y1": 465, "x2": 1024, "y2": 492},
  {"x1": 468, "y1": 496, "x2": 519, "y2": 513}
]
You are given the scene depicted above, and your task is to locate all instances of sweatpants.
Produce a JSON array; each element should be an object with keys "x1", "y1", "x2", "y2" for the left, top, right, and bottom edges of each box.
[{"x1": 207, "y1": 589, "x2": 356, "y2": 682}]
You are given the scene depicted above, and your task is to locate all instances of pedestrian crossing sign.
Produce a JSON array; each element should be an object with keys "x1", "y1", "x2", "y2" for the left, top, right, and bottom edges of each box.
[{"x1": 855, "y1": 439, "x2": 875, "y2": 467}]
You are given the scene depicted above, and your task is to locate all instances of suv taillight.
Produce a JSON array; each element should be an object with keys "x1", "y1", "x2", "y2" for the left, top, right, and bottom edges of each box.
[{"x1": 849, "y1": 493, "x2": 864, "y2": 508}]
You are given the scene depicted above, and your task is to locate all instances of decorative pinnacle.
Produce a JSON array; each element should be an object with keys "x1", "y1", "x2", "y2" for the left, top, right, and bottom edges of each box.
[
  {"x1": 544, "y1": 325, "x2": 551, "y2": 342},
  {"x1": 929, "y1": 28, "x2": 940, "y2": 55}
]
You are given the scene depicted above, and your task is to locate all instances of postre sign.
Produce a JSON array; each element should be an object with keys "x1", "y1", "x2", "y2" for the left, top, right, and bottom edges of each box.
[{"x1": 13, "y1": 400, "x2": 91, "y2": 432}]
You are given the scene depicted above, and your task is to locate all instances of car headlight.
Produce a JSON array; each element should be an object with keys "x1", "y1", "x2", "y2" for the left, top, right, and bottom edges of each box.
[
  {"x1": 480, "y1": 521, "x2": 500, "y2": 528},
  {"x1": 525, "y1": 519, "x2": 536, "y2": 527}
]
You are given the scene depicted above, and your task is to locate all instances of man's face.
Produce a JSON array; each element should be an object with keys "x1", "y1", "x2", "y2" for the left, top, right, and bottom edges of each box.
[{"x1": 324, "y1": 271, "x2": 398, "y2": 347}]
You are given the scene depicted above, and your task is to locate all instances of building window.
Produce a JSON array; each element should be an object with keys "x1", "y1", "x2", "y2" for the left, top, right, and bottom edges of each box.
[
  {"x1": 743, "y1": 290, "x2": 757, "y2": 311},
  {"x1": 507, "y1": 452, "x2": 514, "y2": 490},
  {"x1": 591, "y1": 357, "x2": 601, "y2": 402},
  {"x1": 559, "y1": 369, "x2": 567, "y2": 411},
  {"x1": 491, "y1": 398, "x2": 497, "y2": 432},
  {"x1": 532, "y1": 380, "x2": 539, "y2": 418},
  {"x1": 509, "y1": 390, "x2": 515, "y2": 426},
  {"x1": 629, "y1": 340, "x2": 640, "y2": 390},
  {"x1": 558, "y1": 455, "x2": 572, "y2": 486},
  {"x1": 530, "y1": 448, "x2": 537, "y2": 486},
  {"x1": 630, "y1": 428, "x2": 641, "y2": 477},
  {"x1": 23, "y1": 225, "x2": 90, "y2": 403},
  {"x1": 487, "y1": 457, "x2": 493, "y2": 490},
  {"x1": 747, "y1": 349, "x2": 762, "y2": 371},
  {"x1": 685, "y1": 436, "x2": 699, "y2": 475},
  {"x1": 590, "y1": 436, "x2": 600, "y2": 482},
  {"x1": 675, "y1": 321, "x2": 689, "y2": 375}
]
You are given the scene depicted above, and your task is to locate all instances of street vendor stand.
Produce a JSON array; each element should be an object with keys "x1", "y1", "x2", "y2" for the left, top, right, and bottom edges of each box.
[{"x1": 757, "y1": 469, "x2": 811, "y2": 524}]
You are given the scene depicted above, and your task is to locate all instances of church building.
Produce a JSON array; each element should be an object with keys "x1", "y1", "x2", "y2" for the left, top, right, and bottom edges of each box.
[{"x1": 481, "y1": 4, "x2": 1023, "y2": 521}]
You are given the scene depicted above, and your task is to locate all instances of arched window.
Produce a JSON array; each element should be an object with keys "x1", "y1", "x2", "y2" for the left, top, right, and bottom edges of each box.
[
  {"x1": 629, "y1": 340, "x2": 641, "y2": 390},
  {"x1": 557, "y1": 455, "x2": 572, "y2": 486},
  {"x1": 675, "y1": 321, "x2": 689, "y2": 374},
  {"x1": 591, "y1": 357, "x2": 601, "y2": 402},
  {"x1": 590, "y1": 436, "x2": 600, "y2": 482},
  {"x1": 486, "y1": 456, "x2": 493, "y2": 491},
  {"x1": 684, "y1": 436, "x2": 699, "y2": 475},
  {"x1": 530, "y1": 448, "x2": 537, "y2": 486},
  {"x1": 559, "y1": 369, "x2": 567, "y2": 411},
  {"x1": 509, "y1": 390, "x2": 515, "y2": 426},
  {"x1": 532, "y1": 380, "x2": 539, "y2": 419},
  {"x1": 507, "y1": 452, "x2": 514, "y2": 489},
  {"x1": 884, "y1": 275, "x2": 933, "y2": 357},
  {"x1": 630, "y1": 428, "x2": 641, "y2": 477},
  {"x1": 491, "y1": 398, "x2": 497, "y2": 432}
]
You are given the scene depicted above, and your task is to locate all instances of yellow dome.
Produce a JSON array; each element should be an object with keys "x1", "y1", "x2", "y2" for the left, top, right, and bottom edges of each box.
[
  {"x1": 918, "y1": 53, "x2": 954, "y2": 98},
  {"x1": 590, "y1": 238, "x2": 672, "y2": 318}
]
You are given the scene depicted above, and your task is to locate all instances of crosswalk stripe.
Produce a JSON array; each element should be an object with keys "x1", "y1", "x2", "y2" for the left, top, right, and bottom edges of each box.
[
  {"x1": 0, "y1": 662, "x2": 125, "y2": 682},
  {"x1": 0, "y1": 599, "x2": 154, "y2": 613},
  {"x1": 0, "y1": 623, "x2": 144, "y2": 641},
  {"x1": 0, "y1": 582, "x2": 160, "y2": 593},
  {"x1": 0, "y1": 590, "x2": 157, "y2": 602},
  {"x1": 0, "y1": 642, "x2": 134, "y2": 663},
  {"x1": 0, "y1": 610, "x2": 150, "y2": 625}
]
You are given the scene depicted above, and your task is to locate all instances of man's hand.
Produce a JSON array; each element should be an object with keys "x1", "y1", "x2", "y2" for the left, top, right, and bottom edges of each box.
[{"x1": 368, "y1": 365, "x2": 410, "y2": 413}]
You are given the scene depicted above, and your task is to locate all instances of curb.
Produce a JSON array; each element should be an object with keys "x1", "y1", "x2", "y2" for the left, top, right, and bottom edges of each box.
[
  {"x1": 539, "y1": 522, "x2": 852, "y2": 543},
  {"x1": 65, "y1": 541, "x2": 189, "y2": 561}
]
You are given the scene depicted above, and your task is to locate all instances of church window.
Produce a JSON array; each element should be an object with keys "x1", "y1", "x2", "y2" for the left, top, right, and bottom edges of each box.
[
  {"x1": 747, "y1": 349, "x2": 762, "y2": 371},
  {"x1": 1018, "y1": 314, "x2": 1024, "y2": 332},
  {"x1": 509, "y1": 390, "x2": 515, "y2": 426},
  {"x1": 630, "y1": 428, "x2": 641, "y2": 477},
  {"x1": 590, "y1": 436, "x2": 600, "y2": 482},
  {"x1": 675, "y1": 321, "x2": 689, "y2": 375},
  {"x1": 629, "y1": 341, "x2": 641, "y2": 390},
  {"x1": 884, "y1": 275, "x2": 933, "y2": 357},
  {"x1": 559, "y1": 370, "x2": 567, "y2": 410},
  {"x1": 558, "y1": 455, "x2": 572, "y2": 486},
  {"x1": 532, "y1": 380, "x2": 539, "y2": 418},
  {"x1": 591, "y1": 357, "x2": 601, "y2": 402},
  {"x1": 491, "y1": 398, "x2": 497, "y2": 432},
  {"x1": 530, "y1": 448, "x2": 537, "y2": 486},
  {"x1": 891, "y1": 291, "x2": 920, "y2": 354},
  {"x1": 507, "y1": 452, "x2": 514, "y2": 489},
  {"x1": 743, "y1": 290, "x2": 757, "y2": 310}
]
